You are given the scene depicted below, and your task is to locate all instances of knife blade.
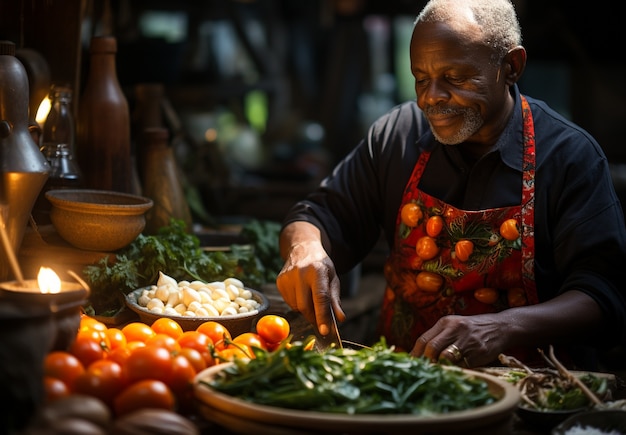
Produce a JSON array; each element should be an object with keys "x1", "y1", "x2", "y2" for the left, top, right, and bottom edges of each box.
[{"x1": 314, "y1": 308, "x2": 342, "y2": 351}]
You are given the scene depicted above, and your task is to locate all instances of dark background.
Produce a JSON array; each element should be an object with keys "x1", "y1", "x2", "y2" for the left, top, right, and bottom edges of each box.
[{"x1": 1, "y1": 0, "x2": 624, "y2": 222}]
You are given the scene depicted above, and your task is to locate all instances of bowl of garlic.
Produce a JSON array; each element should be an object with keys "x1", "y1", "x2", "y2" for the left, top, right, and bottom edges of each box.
[{"x1": 125, "y1": 271, "x2": 270, "y2": 336}]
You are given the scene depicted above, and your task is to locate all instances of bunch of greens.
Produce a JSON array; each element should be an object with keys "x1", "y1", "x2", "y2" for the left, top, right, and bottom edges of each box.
[
  {"x1": 240, "y1": 219, "x2": 283, "y2": 283},
  {"x1": 203, "y1": 338, "x2": 496, "y2": 414},
  {"x1": 83, "y1": 219, "x2": 270, "y2": 316}
]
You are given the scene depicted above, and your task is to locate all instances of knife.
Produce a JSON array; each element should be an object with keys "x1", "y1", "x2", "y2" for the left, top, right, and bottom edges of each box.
[{"x1": 314, "y1": 308, "x2": 343, "y2": 351}]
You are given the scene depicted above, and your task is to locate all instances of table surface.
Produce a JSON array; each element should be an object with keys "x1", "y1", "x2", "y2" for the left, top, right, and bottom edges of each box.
[
  {"x1": 13, "y1": 227, "x2": 626, "y2": 434},
  {"x1": 188, "y1": 276, "x2": 626, "y2": 435}
]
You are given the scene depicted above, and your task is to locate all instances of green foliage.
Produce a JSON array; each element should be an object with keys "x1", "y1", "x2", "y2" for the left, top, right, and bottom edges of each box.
[
  {"x1": 240, "y1": 219, "x2": 283, "y2": 283},
  {"x1": 543, "y1": 374, "x2": 608, "y2": 411},
  {"x1": 204, "y1": 338, "x2": 496, "y2": 414},
  {"x1": 83, "y1": 219, "x2": 272, "y2": 316}
]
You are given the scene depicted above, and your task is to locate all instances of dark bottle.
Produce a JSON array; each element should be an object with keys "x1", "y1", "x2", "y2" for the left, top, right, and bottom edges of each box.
[
  {"x1": 41, "y1": 84, "x2": 76, "y2": 161},
  {"x1": 132, "y1": 82, "x2": 165, "y2": 183},
  {"x1": 76, "y1": 36, "x2": 132, "y2": 193},
  {"x1": 141, "y1": 127, "x2": 192, "y2": 234}
]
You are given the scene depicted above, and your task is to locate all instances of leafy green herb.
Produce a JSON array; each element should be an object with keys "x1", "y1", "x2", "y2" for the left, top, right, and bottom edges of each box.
[
  {"x1": 542, "y1": 374, "x2": 608, "y2": 411},
  {"x1": 82, "y1": 219, "x2": 266, "y2": 316},
  {"x1": 202, "y1": 338, "x2": 496, "y2": 415},
  {"x1": 240, "y1": 219, "x2": 282, "y2": 283}
]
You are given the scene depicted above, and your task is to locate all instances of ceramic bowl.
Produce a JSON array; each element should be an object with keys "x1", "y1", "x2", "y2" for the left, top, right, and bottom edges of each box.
[
  {"x1": 552, "y1": 409, "x2": 626, "y2": 435},
  {"x1": 516, "y1": 403, "x2": 589, "y2": 431},
  {"x1": 46, "y1": 189, "x2": 153, "y2": 252},
  {"x1": 125, "y1": 286, "x2": 270, "y2": 336}
]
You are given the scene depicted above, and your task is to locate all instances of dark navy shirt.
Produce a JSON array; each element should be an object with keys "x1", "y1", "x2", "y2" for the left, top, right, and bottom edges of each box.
[{"x1": 283, "y1": 85, "x2": 626, "y2": 348}]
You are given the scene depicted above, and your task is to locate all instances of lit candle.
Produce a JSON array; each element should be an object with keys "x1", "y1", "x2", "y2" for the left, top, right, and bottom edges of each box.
[
  {"x1": 37, "y1": 267, "x2": 61, "y2": 294},
  {"x1": 0, "y1": 266, "x2": 86, "y2": 303}
]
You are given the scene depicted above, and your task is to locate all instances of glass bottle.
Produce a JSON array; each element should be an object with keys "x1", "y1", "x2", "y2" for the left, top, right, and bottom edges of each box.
[
  {"x1": 76, "y1": 36, "x2": 133, "y2": 193},
  {"x1": 32, "y1": 143, "x2": 83, "y2": 225},
  {"x1": 41, "y1": 84, "x2": 76, "y2": 161},
  {"x1": 48, "y1": 144, "x2": 82, "y2": 188}
]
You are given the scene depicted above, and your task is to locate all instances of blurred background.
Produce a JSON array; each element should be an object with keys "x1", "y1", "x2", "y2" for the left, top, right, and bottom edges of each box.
[{"x1": 1, "y1": 0, "x2": 624, "y2": 224}]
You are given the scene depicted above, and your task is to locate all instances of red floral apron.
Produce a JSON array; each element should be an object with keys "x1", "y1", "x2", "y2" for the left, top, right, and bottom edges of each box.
[{"x1": 378, "y1": 96, "x2": 538, "y2": 358}]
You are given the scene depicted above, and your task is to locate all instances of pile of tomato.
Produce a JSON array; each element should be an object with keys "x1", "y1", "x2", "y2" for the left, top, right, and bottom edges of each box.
[{"x1": 43, "y1": 312, "x2": 291, "y2": 417}]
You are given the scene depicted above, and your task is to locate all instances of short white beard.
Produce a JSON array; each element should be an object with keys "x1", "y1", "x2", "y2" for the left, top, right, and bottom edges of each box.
[{"x1": 427, "y1": 107, "x2": 484, "y2": 145}]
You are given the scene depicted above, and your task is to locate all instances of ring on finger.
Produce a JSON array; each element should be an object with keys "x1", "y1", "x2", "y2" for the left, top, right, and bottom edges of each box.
[{"x1": 444, "y1": 344, "x2": 463, "y2": 362}]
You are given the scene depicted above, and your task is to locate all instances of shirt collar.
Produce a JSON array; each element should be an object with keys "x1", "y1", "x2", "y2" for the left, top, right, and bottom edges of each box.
[{"x1": 495, "y1": 84, "x2": 524, "y2": 171}]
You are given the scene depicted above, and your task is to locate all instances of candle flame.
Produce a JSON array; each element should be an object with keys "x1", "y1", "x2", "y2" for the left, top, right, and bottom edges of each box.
[
  {"x1": 35, "y1": 96, "x2": 51, "y2": 126},
  {"x1": 37, "y1": 267, "x2": 61, "y2": 294}
]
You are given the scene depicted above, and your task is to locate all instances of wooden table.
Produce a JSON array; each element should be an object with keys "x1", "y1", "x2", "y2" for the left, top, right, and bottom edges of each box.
[{"x1": 192, "y1": 275, "x2": 626, "y2": 435}]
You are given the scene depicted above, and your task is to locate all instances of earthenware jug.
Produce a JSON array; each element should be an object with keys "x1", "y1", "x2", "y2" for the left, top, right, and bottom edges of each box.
[{"x1": 0, "y1": 40, "x2": 50, "y2": 280}]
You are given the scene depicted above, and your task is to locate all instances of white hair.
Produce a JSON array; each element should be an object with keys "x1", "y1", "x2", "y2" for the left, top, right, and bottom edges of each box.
[{"x1": 416, "y1": 0, "x2": 522, "y2": 63}]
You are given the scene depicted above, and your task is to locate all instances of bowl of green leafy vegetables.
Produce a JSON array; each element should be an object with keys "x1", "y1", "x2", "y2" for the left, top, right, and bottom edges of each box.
[{"x1": 194, "y1": 339, "x2": 521, "y2": 434}]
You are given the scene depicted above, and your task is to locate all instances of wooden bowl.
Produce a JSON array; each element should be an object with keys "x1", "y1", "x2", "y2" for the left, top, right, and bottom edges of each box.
[
  {"x1": 46, "y1": 189, "x2": 153, "y2": 252},
  {"x1": 194, "y1": 363, "x2": 521, "y2": 435},
  {"x1": 516, "y1": 403, "x2": 589, "y2": 430},
  {"x1": 125, "y1": 287, "x2": 270, "y2": 336}
]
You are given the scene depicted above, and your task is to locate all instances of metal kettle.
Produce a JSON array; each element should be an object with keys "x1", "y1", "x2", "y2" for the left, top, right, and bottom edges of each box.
[{"x1": 0, "y1": 40, "x2": 49, "y2": 281}]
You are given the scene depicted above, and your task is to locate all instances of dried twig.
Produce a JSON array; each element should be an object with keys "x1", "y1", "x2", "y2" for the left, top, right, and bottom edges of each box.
[
  {"x1": 540, "y1": 345, "x2": 602, "y2": 406},
  {"x1": 498, "y1": 353, "x2": 535, "y2": 374}
]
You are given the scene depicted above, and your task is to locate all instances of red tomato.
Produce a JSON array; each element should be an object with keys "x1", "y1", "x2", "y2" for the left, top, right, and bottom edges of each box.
[
  {"x1": 255, "y1": 315, "x2": 290, "y2": 344},
  {"x1": 177, "y1": 331, "x2": 214, "y2": 366},
  {"x1": 151, "y1": 317, "x2": 184, "y2": 340},
  {"x1": 124, "y1": 345, "x2": 172, "y2": 384},
  {"x1": 75, "y1": 328, "x2": 111, "y2": 352},
  {"x1": 74, "y1": 359, "x2": 128, "y2": 407},
  {"x1": 107, "y1": 346, "x2": 133, "y2": 367},
  {"x1": 44, "y1": 351, "x2": 85, "y2": 391},
  {"x1": 196, "y1": 321, "x2": 231, "y2": 351},
  {"x1": 145, "y1": 333, "x2": 181, "y2": 353},
  {"x1": 68, "y1": 335, "x2": 106, "y2": 369},
  {"x1": 121, "y1": 322, "x2": 156, "y2": 343},
  {"x1": 169, "y1": 354, "x2": 197, "y2": 413},
  {"x1": 113, "y1": 380, "x2": 176, "y2": 417},
  {"x1": 177, "y1": 348, "x2": 207, "y2": 373},
  {"x1": 218, "y1": 344, "x2": 253, "y2": 362},
  {"x1": 43, "y1": 376, "x2": 70, "y2": 402},
  {"x1": 232, "y1": 332, "x2": 267, "y2": 352},
  {"x1": 168, "y1": 354, "x2": 196, "y2": 395},
  {"x1": 105, "y1": 328, "x2": 127, "y2": 351},
  {"x1": 125, "y1": 341, "x2": 147, "y2": 351},
  {"x1": 79, "y1": 315, "x2": 108, "y2": 334}
]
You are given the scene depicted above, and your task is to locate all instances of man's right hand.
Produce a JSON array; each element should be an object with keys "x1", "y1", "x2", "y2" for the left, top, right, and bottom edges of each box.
[{"x1": 275, "y1": 222, "x2": 345, "y2": 335}]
